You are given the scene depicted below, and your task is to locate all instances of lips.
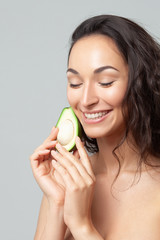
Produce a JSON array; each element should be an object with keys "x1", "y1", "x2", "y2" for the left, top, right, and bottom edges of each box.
[
  {"x1": 82, "y1": 110, "x2": 112, "y2": 123},
  {"x1": 84, "y1": 111, "x2": 108, "y2": 119}
]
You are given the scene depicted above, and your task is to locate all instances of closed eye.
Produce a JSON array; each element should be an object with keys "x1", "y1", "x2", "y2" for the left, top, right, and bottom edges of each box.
[
  {"x1": 99, "y1": 81, "x2": 114, "y2": 87},
  {"x1": 69, "y1": 83, "x2": 82, "y2": 88}
]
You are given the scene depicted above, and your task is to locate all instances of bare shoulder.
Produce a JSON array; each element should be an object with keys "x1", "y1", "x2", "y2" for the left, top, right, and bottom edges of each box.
[
  {"x1": 145, "y1": 157, "x2": 160, "y2": 185},
  {"x1": 142, "y1": 161, "x2": 160, "y2": 209}
]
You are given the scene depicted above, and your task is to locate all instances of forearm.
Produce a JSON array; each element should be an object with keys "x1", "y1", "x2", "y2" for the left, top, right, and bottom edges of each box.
[{"x1": 39, "y1": 202, "x2": 66, "y2": 240}]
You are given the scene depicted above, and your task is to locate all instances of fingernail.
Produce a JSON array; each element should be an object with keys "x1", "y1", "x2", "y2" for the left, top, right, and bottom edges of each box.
[
  {"x1": 76, "y1": 136, "x2": 81, "y2": 143},
  {"x1": 56, "y1": 143, "x2": 62, "y2": 150},
  {"x1": 52, "y1": 159, "x2": 57, "y2": 165},
  {"x1": 50, "y1": 126, "x2": 55, "y2": 133},
  {"x1": 51, "y1": 150, "x2": 58, "y2": 156}
]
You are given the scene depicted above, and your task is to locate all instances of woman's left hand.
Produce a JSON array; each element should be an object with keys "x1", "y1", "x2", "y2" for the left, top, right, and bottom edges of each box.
[{"x1": 51, "y1": 136, "x2": 96, "y2": 231}]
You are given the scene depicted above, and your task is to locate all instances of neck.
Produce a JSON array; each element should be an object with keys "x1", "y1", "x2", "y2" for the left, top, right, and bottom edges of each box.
[{"x1": 96, "y1": 133, "x2": 141, "y2": 175}]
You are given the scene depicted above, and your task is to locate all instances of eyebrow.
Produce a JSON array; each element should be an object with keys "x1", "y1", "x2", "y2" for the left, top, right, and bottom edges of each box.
[{"x1": 66, "y1": 65, "x2": 119, "y2": 75}]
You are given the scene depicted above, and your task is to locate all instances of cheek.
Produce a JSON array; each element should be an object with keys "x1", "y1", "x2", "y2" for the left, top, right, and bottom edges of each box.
[
  {"x1": 67, "y1": 89, "x2": 72, "y2": 106},
  {"x1": 104, "y1": 86, "x2": 127, "y2": 107},
  {"x1": 67, "y1": 88, "x2": 79, "y2": 107}
]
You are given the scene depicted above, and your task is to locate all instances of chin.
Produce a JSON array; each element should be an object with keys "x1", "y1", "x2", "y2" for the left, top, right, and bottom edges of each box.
[
  {"x1": 82, "y1": 127, "x2": 111, "y2": 139},
  {"x1": 82, "y1": 123, "x2": 126, "y2": 140}
]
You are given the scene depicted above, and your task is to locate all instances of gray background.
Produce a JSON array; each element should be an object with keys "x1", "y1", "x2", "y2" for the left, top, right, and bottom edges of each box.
[{"x1": 0, "y1": 0, "x2": 160, "y2": 239}]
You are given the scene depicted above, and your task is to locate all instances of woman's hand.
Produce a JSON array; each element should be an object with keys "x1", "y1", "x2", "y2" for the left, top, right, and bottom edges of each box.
[
  {"x1": 30, "y1": 127, "x2": 65, "y2": 206},
  {"x1": 51, "y1": 136, "x2": 96, "y2": 231}
]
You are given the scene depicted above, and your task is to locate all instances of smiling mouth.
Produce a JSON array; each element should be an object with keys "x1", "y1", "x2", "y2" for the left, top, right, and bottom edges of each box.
[{"x1": 84, "y1": 111, "x2": 111, "y2": 120}]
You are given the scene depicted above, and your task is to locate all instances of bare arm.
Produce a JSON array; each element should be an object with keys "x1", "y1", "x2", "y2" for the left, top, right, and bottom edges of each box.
[
  {"x1": 30, "y1": 127, "x2": 67, "y2": 240},
  {"x1": 31, "y1": 128, "x2": 103, "y2": 240},
  {"x1": 34, "y1": 195, "x2": 47, "y2": 239},
  {"x1": 34, "y1": 195, "x2": 67, "y2": 240}
]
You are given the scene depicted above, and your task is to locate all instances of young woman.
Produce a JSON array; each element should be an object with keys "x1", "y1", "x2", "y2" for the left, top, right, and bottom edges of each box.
[{"x1": 30, "y1": 15, "x2": 160, "y2": 239}]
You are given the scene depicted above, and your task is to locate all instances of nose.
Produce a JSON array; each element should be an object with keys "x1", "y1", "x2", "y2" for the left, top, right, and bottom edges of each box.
[{"x1": 81, "y1": 82, "x2": 99, "y2": 107}]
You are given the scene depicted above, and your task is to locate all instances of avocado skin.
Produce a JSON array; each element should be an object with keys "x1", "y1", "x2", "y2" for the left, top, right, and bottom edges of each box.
[{"x1": 56, "y1": 107, "x2": 82, "y2": 152}]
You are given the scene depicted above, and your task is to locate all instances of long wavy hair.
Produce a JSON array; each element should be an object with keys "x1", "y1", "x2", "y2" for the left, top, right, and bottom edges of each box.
[{"x1": 68, "y1": 15, "x2": 160, "y2": 180}]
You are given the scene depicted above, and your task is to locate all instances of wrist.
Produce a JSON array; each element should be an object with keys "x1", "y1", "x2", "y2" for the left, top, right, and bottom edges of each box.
[
  {"x1": 47, "y1": 198, "x2": 65, "y2": 224},
  {"x1": 70, "y1": 221, "x2": 103, "y2": 240},
  {"x1": 47, "y1": 196, "x2": 64, "y2": 210}
]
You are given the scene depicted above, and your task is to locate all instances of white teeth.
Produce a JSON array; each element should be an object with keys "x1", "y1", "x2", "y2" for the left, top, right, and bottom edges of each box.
[{"x1": 84, "y1": 111, "x2": 108, "y2": 119}]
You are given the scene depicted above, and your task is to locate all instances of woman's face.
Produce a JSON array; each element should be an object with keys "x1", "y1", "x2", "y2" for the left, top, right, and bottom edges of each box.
[{"x1": 67, "y1": 34, "x2": 128, "y2": 139}]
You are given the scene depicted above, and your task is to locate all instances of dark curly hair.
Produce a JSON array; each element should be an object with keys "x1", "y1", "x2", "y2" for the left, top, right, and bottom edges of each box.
[{"x1": 68, "y1": 15, "x2": 160, "y2": 177}]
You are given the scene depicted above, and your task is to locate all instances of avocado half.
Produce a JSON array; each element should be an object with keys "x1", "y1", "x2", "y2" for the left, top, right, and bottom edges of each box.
[{"x1": 56, "y1": 107, "x2": 81, "y2": 151}]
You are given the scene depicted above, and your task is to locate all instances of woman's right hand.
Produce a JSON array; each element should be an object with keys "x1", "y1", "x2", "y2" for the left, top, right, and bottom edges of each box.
[{"x1": 30, "y1": 127, "x2": 65, "y2": 206}]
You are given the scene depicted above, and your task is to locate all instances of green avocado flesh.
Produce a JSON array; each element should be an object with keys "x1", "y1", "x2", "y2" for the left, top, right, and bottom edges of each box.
[{"x1": 56, "y1": 107, "x2": 81, "y2": 151}]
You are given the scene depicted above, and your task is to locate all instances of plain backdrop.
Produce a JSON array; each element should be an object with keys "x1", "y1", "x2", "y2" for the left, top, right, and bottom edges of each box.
[{"x1": 0, "y1": 0, "x2": 160, "y2": 239}]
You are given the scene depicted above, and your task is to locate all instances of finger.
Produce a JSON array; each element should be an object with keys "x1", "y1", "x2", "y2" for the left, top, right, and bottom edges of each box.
[
  {"x1": 55, "y1": 143, "x2": 88, "y2": 176},
  {"x1": 44, "y1": 127, "x2": 59, "y2": 142},
  {"x1": 52, "y1": 160, "x2": 78, "y2": 190},
  {"x1": 51, "y1": 150, "x2": 86, "y2": 184},
  {"x1": 36, "y1": 140, "x2": 57, "y2": 152},
  {"x1": 54, "y1": 143, "x2": 81, "y2": 169},
  {"x1": 73, "y1": 149, "x2": 80, "y2": 159},
  {"x1": 75, "y1": 137, "x2": 95, "y2": 178},
  {"x1": 52, "y1": 168, "x2": 66, "y2": 189},
  {"x1": 52, "y1": 145, "x2": 94, "y2": 184},
  {"x1": 30, "y1": 149, "x2": 50, "y2": 169}
]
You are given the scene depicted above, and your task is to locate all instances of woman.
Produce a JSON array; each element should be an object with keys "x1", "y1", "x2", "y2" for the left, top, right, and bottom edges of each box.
[{"x1": 30, "y1": 15, "x2": 160, "y2": 239}]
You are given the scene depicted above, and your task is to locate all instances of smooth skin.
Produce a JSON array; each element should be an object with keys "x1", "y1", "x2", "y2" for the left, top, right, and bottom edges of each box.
[{"x1": 30, "y1": 35, "x2": 160, "y2": 240}]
